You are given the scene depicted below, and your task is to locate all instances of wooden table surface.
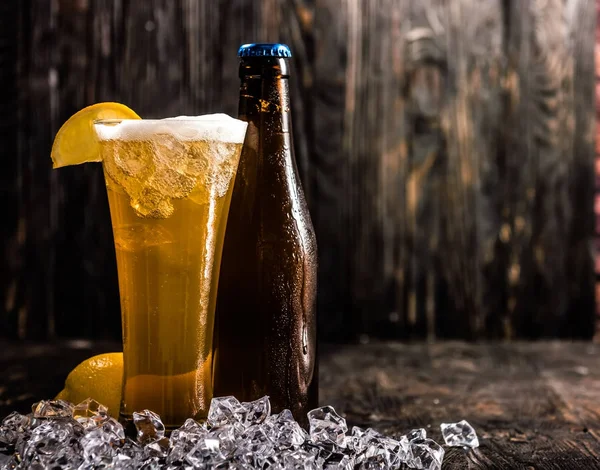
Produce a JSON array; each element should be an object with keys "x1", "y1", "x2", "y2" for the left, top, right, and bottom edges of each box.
[{"x1": 2, "y1": 340, "x2": 600, "y2": 469}]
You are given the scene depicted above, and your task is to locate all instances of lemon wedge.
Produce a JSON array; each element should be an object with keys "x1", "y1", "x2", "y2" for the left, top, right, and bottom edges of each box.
[{"x1": 51, "y1": 102, "x2": 140, "y2": 168}]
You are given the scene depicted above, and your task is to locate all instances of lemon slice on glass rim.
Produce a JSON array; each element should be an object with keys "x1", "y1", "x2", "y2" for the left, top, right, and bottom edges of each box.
[{"x1": 51, "y1": 102, "x2": 140, "y2": 169}]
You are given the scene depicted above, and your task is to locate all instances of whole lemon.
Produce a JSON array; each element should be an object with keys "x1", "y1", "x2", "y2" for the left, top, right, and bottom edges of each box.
[{"x1": 55, "y1": 352, "x2": 123, "y2": 416}]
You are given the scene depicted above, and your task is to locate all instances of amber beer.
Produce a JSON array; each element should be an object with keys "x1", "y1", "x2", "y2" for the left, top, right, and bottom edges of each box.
[
  {"x1": 214, "y1": 44, "x2": 318, "y2": 424},
  {"x1": 94, "y1": 116, "x2": 246, "y2": 429}
]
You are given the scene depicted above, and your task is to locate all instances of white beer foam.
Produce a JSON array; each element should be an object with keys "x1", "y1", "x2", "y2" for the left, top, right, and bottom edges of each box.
[{"x1": 95, "y1": 113, "x2": 247, "y2": 144}]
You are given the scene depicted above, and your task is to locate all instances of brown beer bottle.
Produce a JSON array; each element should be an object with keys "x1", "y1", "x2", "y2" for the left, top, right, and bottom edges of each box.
[{"x1": 213, "y1": 43, "x2": 318, "y2": 425}]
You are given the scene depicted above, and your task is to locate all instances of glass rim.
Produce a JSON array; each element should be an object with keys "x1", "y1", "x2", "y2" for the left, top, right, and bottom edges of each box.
[{"x1": 93, "y1": 118, "x2": 230, "y2": 125}]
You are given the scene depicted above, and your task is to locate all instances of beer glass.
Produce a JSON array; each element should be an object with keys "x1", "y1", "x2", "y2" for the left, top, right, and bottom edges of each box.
[{"x1": 94, "y1": 115, "x2": 247, "y2": 429}]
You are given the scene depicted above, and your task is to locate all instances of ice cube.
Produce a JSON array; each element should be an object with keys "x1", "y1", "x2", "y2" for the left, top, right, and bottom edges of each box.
[
  {"x1": 209, "y1": 424, "x2": 238, "y2": 456},
  {"x1": 266, "y1": 409, "x2": 307, "y2": 449},
  {"x1": 228, "y1": 463, "x2": 257, "y2": 470},
  {"x1": 242, "y1": 396, "x2": 271, "y2": 426},
  {"x1": 407, "y1": 428, "x2": 427, "y2": 442},
  {"x1": 407, "y1": 437, "x2": 445, "y2": 470},
  {"x1": 100, "y1": 417, "x2": 126, "y2": 444},
  {"x1": 80, "y1": 427, "x2": 116, "y2": 465},
  {"x1": 133, "y1": 410, "x2": 165, "y2": 445},
  {"x1": 239, "y1": 424, "x2": 274, "y2": 457},
  {"x1": 184, "y1": 438, "x2": 220, "y2": 467},
  {"x1": 184, "y1": 425, "x2": 239, "y2": 468},
  {"x1": 170, "y1": 418, "x2": 207, "y2": 443},
  {"x1": 146, "y1": 163, "x2": 196, "y2": 200},
  {"x1": 319, "y1": 451, "x2": 354, "y2": 470},
  {"x1": 356, "y1": 454, "x2": 388, "y2": 469},
  {"x1": 204, "y1": 437, "x2": 220, "y2": 453},
  {"x1": 348, "y1": 426, "x2": 367, "y2": 452},
  {"x1": 73, "y1": 398, "x2": 107, "y2": 418},
  {"x1": 283, "y1": 449, "x2": 318, "y2": 469},
  {"x1": 32, "y1": 400, "x2": 73, "y2": 419},
  {"x1": 112, "y1": 455, "x2": 139, "y2": 470},
  {"x1": 113, "y1": 224, "x2": 173, "y2": 252},
  {"x1": 22, "y1": 420, "x2": 83, "y2": 467},
  {"x1": 351, "y1": 426, "x2": 412, "y2": 467},
  {"x1": 440, "y1": 420, "x2": 479, "y2": 448},
  {"x1": 386, "y1": 434, "x2": 412, "y2": 466},
  {"x1": 254, "y1": 453, "x2": 283, "y2": 469},
  {"x1": 100, "y1": 118, "x2": 245, "y2": 219},
  {"x1": 167, "y1": 419, "x2": 207, "y2": 465},
  {"x1": 1, "y1": 412, "x2": 31, "y2": 434},
  {"x1": 207, "y1": 396, "x2": 247, "y2": 427},
  {"x1": 151, "y1": 134, "x2": 188, "y2": 173},
  {"x1": 144, "y1": 436, "x2": 171, "y2": 458},
  {"x1": 0, "y1": 412, "x2": 31, "y2": 450},
  {"x1": 120, "y1": 437, "x2": 144, "y2": 457},
  {"x1": 138, "y1": 456, "x2": 162, "y2": 469},
  {"x1": 46, "y1": 443, "x2": 84, "y2": 468},
  {"x1": 0, "y1": 453, "x2": 18, "y2": 469},
  {"x1": 307, "y1": 406, "x2": 348, "y2": 448},
  {"x1": 73, "y1": 398, "x2": 109, "y2": 429}
]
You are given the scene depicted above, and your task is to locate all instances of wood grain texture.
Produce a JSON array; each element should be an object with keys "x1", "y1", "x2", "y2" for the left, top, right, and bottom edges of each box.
[
  {"x1": 1, "y1": 0, "x2": 596, "y2": 340},
  {"x1": 312, "y1": 0, "x2": 595, "y2": 340},
  {"x1": 568, "y1": 0, "x2": 596, "y2": 339},
  {"x1": 3, "y1": 341, "x2": 600, "y2": 469},
  {"x1": 501, "y1": 0, "x2": 595, "y2": 339},
  {"x1": 594, "y1": 0, "x2": 600, "y2": 340},
  {"x1": 313, "y1": 0, "x2": 595, "y2": 340},
  {"x1": 320, "y1": 342, "x2": 600, "y2": 469},
  {"x1": 0, "y1": 0, "x2": 20, "y2": 339}
]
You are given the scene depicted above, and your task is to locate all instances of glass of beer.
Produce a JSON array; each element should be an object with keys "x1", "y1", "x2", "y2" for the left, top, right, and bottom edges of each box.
[{"x1": 93, "y1": 115, "x2": 247, "y2": 429}]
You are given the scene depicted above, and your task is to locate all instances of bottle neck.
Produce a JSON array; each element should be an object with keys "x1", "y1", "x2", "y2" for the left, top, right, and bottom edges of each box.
[{"x1": 238, "y1": 57, "x2": 292, "y2": 135}]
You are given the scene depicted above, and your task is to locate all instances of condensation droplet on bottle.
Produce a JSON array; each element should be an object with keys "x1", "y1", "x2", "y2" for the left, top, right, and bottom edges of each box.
[{"x1": 302, "y1": 323, "x2": 308, "y2": 355}]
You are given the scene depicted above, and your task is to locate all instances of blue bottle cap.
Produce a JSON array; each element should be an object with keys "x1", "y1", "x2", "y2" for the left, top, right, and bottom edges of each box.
[{"x1": 238, "y1": 43, "x2": 292, "y2": 58}]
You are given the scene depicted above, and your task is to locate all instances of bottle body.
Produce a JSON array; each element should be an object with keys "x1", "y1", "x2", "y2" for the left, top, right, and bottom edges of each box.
[{"x1": 214, "y1": 55, "x2": 318, "y2": 426}]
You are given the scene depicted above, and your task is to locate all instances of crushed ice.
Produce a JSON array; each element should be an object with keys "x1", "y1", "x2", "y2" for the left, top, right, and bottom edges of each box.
[{"x1": 0, "y1": 397, "x2": 479, "y2": 469}]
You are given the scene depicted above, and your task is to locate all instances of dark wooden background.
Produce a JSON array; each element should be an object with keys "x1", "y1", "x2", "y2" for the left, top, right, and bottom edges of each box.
[{"x1": 0, "y1": 0, "x2": 596, "y2": 342}]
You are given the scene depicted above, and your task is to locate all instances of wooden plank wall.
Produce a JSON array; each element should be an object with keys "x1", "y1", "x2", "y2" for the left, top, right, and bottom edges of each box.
[
  {"x1": 1, "y1": 0, "x2": 595, "y2": 341},
  {"x1": 595, "y1": 0, "x2": 600, "y2": 340}
]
